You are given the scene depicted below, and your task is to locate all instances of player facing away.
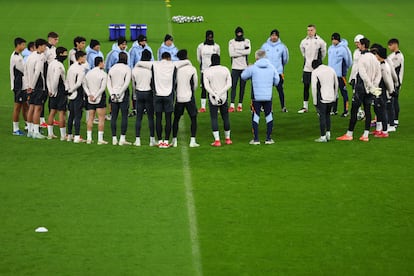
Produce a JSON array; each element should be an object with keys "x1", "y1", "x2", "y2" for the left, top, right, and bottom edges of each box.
[
  {"x1": 83, "y1": 56, "x2": 108, "y2": 145},
  {"x1": 152, "y1": 52, "x2": 177, "y2": 148},
  {"x1": 67, "y1": 51, "x2": 87, "y2": 143},
  {"x1": 337, "y1": 38, "x2": 382, "y2": 142},
  {"x1": 327, "y1": 32, "x2": 352, "y2": 117},
  {"x1": 25, "y1": 38, "x2": 48, "y2": 139},
  {"x1": 172, "y1": 49, "x2": 200, "y2": 148},
  {"x1": 261, "y1": 29, "x2": 289, "y2": 112},
  {"x1": 203, "y1": 54, "x2": 232, "y2": 147},
  {"x1": 241, "y1": 49, "x2": 280, "y2": 145},
  {"x1": 107, "y1": 52, "x2": 132, "y2": 146},
  {"x1": 46, "y1": 46, "x2": 68, "y2": 140},
  {"x1": 197, "y1": 30, "x2": 220, "y2": 113},
  {"x1": 132, "y1": 50, "x2": 156, "y2": 147},
  {"x1": 387, "y1": 38, "x2": 404, "y2": 127},
  {"x1": 10, "y1": 37, "x2": 28, "y2": 136},
  {"x1": 311, "y1": 60, "x2": 338, "y2": 142},
  {"x1": 229, "y1": 26, "x2": 251, "y2": 112},
  {"x1": 298, "y1": 24, "x2": 327, "y2": 113}
]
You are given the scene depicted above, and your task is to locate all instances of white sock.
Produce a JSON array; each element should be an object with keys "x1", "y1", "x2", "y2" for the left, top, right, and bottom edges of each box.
[
  {"x1": 172, "y1": 137, "x2": 177, "y2": 144},
  {"x1": 238, "y1": 103, "x2": 242, "y2": 108},
  {"x1": 394, "y1": 120, "x2": 399, "y2": 125},
  {"x1": 213, "y1": 131, "x2": 220, "y2": 141},
  {"x1": 112, "y1": 136, "x2": 117, "y2": 143},
  {"x1": 376, "y1": 122, "x2": 382, "y2": 132},
  {"x1": 87, "y1": 130, "x2": 92, "y2": 141},
  {"x1": 363, "y1": 130, "x2": 369, "y2": 138},
  {"x1": 60, "y1": 127, "x2": 66, "y2": 138},
  {"x1": 150, "y1": 137, "x2": 155, "y2": 144},
  {"x1": 98, "y1": 131, "x2": 104, "y2": 141},
  {"x1": 74, "y1": 135, "x2": 80, "y2": 141},
  {"x1": 321, "y1": 135, "x2": 326, "y2": 140},
  {"x1": 346, "y1": 130, "x2": 353, "y2": 137},
  {"x1": 190, "y1": 137, "x2": 196, "y2": 143},
  {"x1": 28, "y1": 122, "x2": 33, "y2": 133},
  {"x1": 303, "y1": 101, "x2": 309, "y2": 109},
  {"x1": 33, "y1": 124, "x2": 40, "y2": 134},
  {"x1": 135, "y1": 137, "x2": 141, "y2": 144},
  {"x1": 326, "y1": 131, "x2": 331, "y2": 137},
  {"x1": 47, "y1": 125, "x2": 54, "y2": 136},
  {"x1": 201, "y1": 98, "x2": 206, "y2": 109},
  {"x1": 225, "y1": 130, "x2": 231, "y2": 139},
  {"x1": 230, "y1": 103, "x2": 235, "y2": 108},
  {"x1": 40, "y1": 117, "x2": 45, "y2": 124},
  {"x1": 120, "y1": 135, "x2": 126, "y2": 142},
  {"x1": 13, "y1": 122, "x2": 19, "y2": 132}
]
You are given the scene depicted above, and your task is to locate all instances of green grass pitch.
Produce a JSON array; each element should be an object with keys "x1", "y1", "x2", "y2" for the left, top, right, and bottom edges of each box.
[{"x1": 0, "y1": 0, "x2": 413, "y2": 275}]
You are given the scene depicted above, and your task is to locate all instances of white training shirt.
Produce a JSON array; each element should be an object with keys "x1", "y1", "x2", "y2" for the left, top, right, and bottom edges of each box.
[
  {"x1": 107, "y1": 63, "x2": 131, "y2": 102},
  {"x1": 67, "y1": 62, "x2": 87, "y2": 100},
  {"x1": 46, "y1": 60, "x2": 66, "y2": 97},
  {"x1": 203, "y1": 65, "x2": 232, "y2": 106},
  {"x1": 311, "y1": 64, "x2": 338, "y2": 105},
  {"x1": 300, "y1": 34, "x2": 327, "y2": 72},
  {"x1": 176, "y1": 60, "x2": 198, "y2": 103},
  {"x1": 83, "y1": 66, "x2": 107, "y2": 104}
]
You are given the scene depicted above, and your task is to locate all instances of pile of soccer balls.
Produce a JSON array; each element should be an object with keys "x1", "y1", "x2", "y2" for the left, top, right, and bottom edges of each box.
[{"x1": 172, "y1": 15, "x2": 204, "y2": 24}]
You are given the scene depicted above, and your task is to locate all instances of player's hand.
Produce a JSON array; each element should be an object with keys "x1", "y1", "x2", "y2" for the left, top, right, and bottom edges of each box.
[{"x1": 27, "y1": 88, "x2": 33, "y2": 94}]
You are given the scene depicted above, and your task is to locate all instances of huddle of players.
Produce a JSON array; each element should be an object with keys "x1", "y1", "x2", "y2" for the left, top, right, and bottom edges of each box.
[{"x1": 9, "y1": 26, "x2": 404, "y2": 145}]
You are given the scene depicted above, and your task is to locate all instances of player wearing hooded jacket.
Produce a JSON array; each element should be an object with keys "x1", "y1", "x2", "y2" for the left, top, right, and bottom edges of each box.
[
  {"x1": 10, "y1": 37, "x2": 28, "y2": 136},
  {"x1": 46, "y1": 46, "x2": 68, "y2": 140},
  {"x1": 203, "y1": 54, "x2": 232, "y2": 146},
  {"x1": 229, "y1": 26, "x2": 250, "y2": 112},
  {"x1": 86, "y1": 39, "x2": 104, "y2": 70},
  {"x1": 197, "y1": 30, "x2": 220, "y2": 112},
  {"x1": 327, "y1": 32, "x2": 352, "y2": 117},
  {"x1": 105, "y1": 37, "x2": 130, "y2": 72},
  {"x1": 157, "y1": 34, "x2": 178, "y2": 61},
  {"x1": 261, "y1": 29, "x2": 289, "y2": 112},
  {"x1": 107, "y1": 52, "x2": 132, "y2": 146},
  {"x1": 298, "y1": 24, "x2": 327, "y2": 113},
  {"x1": 337, "y1": 38, "x2": 381, "y2": 142}
]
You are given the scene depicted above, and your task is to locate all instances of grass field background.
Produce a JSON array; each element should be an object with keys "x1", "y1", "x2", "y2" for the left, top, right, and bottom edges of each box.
[{"x1": 0, "y1": 0, "x2": 413, "y2": 275}]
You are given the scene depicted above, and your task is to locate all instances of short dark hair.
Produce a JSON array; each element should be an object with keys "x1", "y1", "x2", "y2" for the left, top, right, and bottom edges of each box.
[
  {"x1": 117, "y1": 36, "x2": 127, "y2": 45},
  {"x1": 94, "y1": 56, "x2": 104, "y2": 67},
  {"x1": 14, "y1": 37, "x2": 26, "y2": 47},
  {"x1": 141, "y1": 49, "x2": 152, "y2": 61},
  {"x1": 308, "y1": 24, "x2": 316, "y2": 28},
  {"x1": 161, "y1": 52, "x2": 171, "y2": 60},
  {"x1": 177, "y1": 49, "x2": 188, "y2": 60},
  {"x1": 73, "y1": 36, "x2": 86, "y2": 47},
  {"x1": 28, "y1": 41, "x2": 35, "y2": 50},
  {"x1": 388, "y1": 38, "x2": 399, "y2": 46},
  {"x1": 47, "y1": 32, "x2": 59, "y2": 39},
  {"x1": 35, "y1": 38, "x2": 48, "y2": 48},
  {"x1": 118, "y1": 52, "x2": 128, "y2": 64},
  {"x1": 56, "y1": 46, "x2": 67, "y2": 56},
  {"x1": 75, "y1": 50, "x2": 86, "y2": 60},
  {"x1": 360, "y1": 38, "x2": 370, "y2": 49},
  {"x1": 211, "y1": 54, "x2": 220, "y2": 66},
  {"x1": 312, "y1": 59, "x2": 322, "y2": 69}
]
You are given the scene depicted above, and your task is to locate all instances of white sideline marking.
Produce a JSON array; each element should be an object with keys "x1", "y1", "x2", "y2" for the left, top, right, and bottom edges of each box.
[{"x1": 165, "y1": 3, "x2": 203, "y2": 275}]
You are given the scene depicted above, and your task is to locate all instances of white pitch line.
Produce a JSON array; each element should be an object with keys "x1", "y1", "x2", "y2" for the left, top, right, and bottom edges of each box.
[{"x1": 164, "y1": 2, "x2": 203, "y2": 275}]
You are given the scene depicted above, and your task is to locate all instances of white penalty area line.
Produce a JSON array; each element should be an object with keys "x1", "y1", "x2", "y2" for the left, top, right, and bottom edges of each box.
[{"x1": 164, "y1": 2, "x2": 203, "y2": 275}]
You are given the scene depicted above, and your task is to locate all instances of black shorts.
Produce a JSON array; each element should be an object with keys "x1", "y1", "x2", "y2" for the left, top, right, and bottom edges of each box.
[
  {"x1": 29, "y1": 90, "x2": 47, "y2": 106},
  {"x1": 302, "y1": 71, "x2": 312, "y2": 85},
  {"x1": 174, "y1": 99, "x2": 197, "y2": 117},
  {"x1": 154, "y1": 94, "x2": 174, "y2": 113},
  {"x1": 49, "y1": 92, "x2": 68, "y2": 111},
  {"x1": 13, "y1": 89, "x2": 28, "y2": 103},
  {"x1": 86, "y1": 94, "x2": 107, "y2": 110}
]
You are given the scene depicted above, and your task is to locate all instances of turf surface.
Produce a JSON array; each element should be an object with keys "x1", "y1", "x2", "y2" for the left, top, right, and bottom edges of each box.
[{"x1": 0, "y1": 0, "x2": 413, "y2": 275}]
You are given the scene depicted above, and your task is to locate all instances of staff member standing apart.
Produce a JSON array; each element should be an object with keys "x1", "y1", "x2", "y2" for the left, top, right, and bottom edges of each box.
[
  {"x1": 203, "y1": 54, "x2": 232, "y2": 147},
  {"x1": 241, "y1": 49, "x2": 280, "y2": 145},
  {"x1": 311, "y1": 60, "x2": 338, "y2": 142},
  {"x1": 228, "y1": 26, "x2": 250, "y2": 112},
  {"x1": 197, "y1": 30, "x2": 220, "y2": 113},
  {"x1": 107, "y1": 52, "x2": 132, "y2": 146},
  {"x1": 261, "y1": 29, "x2": 289, "y2": 112},
  {"x1": 67, "y1": 51, "x2": 87, "y2": 143},
  {"x1": 298, "y1": 24, "x2": 327, "y2": 113}
]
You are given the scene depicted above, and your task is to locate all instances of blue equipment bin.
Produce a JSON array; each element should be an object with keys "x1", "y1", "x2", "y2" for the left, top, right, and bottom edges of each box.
[
  {"x1": 109, "y1": 24, "x2": 126, "y2": 41},
  {"x1": 130, "y1": 24, "x2": 147, "y2": 41}
]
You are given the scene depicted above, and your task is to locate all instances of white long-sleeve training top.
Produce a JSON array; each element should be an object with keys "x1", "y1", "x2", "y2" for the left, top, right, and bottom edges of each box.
[
  {"x1": 24, "y1": 51, "x2": 46, "y2": 91},
  {"x1": 67, "y1": 62, "x2": 86, "y2": 100},
  {"x1": 388, "y1": 51, "x2": 404, "y2": 87},
  {"x1": 311, "y1": 64, "x2": 338, "y2": 105},
  {"x1": 107, "y1": 63, "x2": 131, "y2": 102},
  {"x1": 203, "y1": 65, "x2": 232, "y2": 106},
  {"x1": 46, "y1": 60, "x2": 66, "y2": 97},
  {"x1": 176, "y1": 60, "x2": 198, "y2": 103},
  {"x1": 10, "y1": 51, "x2": 25, "y2": 91},
  {"x1": 132, "y1": 63, "x2": 152, "y2": 92},
  {"x1": 197, "y1": 43, "x2": 220, "y2": 72},
  {"x1": 300, "y1": 34, "x2": 327, "y2": 72},
  {"x1": 152, "y1": 60, "x2": 176, "y2": 97},
  {"x1": 356, "y1": 51, "x2": 381, "y2": 93},
  {"x1": 379, "y1": 61, "x2": 394, "y2": 99},
  {"x1": 349, "y1": 49, "x2": 361, "y2": 83},
  {"x1": 83, "y1": 67, "x2": 107, "y2": 104},
  {"x1": 228, "y1": 38, "x2": 251, "y2": 70}
]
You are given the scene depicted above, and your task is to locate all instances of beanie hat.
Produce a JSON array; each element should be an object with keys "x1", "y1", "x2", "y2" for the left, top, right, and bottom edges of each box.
[
  {"x1": 206, "y1": 30, "x2": 214, "y2": 39},
  {"x1": 331, "y1": 32, "x2": 341, "y2": 41},
  {"x1": 235, "y1": 27, "x2": 243, "y2": 35},
  {"x1": 270, "y1": 29, "x2": 279, "y2": 36},
  {"x1": 138, "y1": 35, "x2": 147, "y2": 43},
  {"x1": 90, "y1": 39, "x2": 100, "y2": 49},
  {"x1": 164, "y1": 34, "x2": 173, "y2": 42}
]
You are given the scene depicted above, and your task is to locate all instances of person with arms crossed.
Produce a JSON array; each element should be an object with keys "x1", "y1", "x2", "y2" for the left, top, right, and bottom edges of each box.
[
  {"x1": 203, "y1": 54, "x2": 232, "y2": 146},
  {"x1": 387, "y1": 38, "x2": 404, "y2": 127},
  {"x1": 298, "y1": 24, "x2": 327, "y2": 113},
  {"x1": 241, "y1": 49, "x2": 280, "y2": 145},
  {"x1": 261, "y1": 29, "x2": 289, "y2": 112},
  {"x1": 10, "y1": 37, "x2": 28, "y2": 136}
]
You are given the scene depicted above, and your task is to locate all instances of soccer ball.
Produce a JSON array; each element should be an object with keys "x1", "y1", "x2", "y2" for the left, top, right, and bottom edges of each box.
[{"x1": 357, "y1": 109, "x2": 365, "y2": 120}]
